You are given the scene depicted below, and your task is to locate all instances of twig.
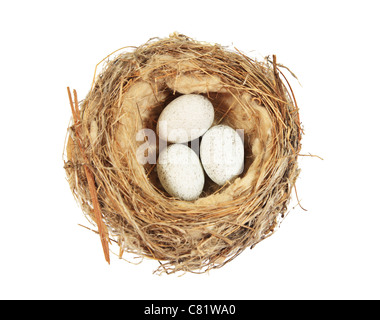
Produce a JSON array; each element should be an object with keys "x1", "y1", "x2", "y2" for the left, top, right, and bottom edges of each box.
[
  {"x1": 67, "y1": 87, "x2": 110, "y2": 264},
  {"x1": 294, "y1": 183, "x2": 307, "y2": 212},
  {"x1": 298, "y1": 153, "x2": 324, "y2": 160}
]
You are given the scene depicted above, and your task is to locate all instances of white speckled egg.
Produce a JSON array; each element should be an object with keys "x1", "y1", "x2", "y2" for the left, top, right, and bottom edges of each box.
[
  {"x1": 157, "y1": 94, "x2": 214, "y2": 143},
  {"x1": 157, "y1": 144, "x2": 205, "y2": 201},
  {"x1": 200, "y1": 125, "x2": 244, "y2": 186}
]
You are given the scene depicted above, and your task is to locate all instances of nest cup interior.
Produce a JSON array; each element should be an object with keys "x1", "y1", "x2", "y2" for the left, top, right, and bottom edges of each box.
[
  {"x1": 120, "y1": 90, "x2": 271, "y2": 199},
  {"x1": 65, "y1": 34, "x2": 301, "y2": 274},
  {"x1": 111, "y1": 57, "x2": 274, "y2": 203}
]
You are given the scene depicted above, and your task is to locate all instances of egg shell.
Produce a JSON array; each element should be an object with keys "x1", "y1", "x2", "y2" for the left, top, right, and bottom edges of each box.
[
  {"x1": 157, "y1": 144, "x2": 205, "y2": 201},
  {"x1": 200, "y1": 125, "x2": 245, "y2": 186},
  {"x1": 157, "y1": 94, "x2": 214, "y2": 143}
]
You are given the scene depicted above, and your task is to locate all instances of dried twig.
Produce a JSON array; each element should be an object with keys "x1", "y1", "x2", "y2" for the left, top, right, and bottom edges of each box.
[{"x1": 67, "y1": 87, "x2": 110, "y2": 264}]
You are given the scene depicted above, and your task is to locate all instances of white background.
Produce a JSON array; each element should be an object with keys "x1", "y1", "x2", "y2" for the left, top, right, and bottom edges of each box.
[{"x1": 0, "y1": 0, "x2": 379, "y2": 300}]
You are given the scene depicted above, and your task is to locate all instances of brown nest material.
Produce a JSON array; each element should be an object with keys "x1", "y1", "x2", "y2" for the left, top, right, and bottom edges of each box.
[{"x1": 63, "y1": 33, "x2": 302, "y2": 274}]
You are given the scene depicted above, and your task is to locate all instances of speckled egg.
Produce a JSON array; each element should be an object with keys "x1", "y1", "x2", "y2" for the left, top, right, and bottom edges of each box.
[
  {"x1": 157, "y1": 94, "x2": 214, "y2": 143},
  {"x1": 157, "y1": 144, "x2": 205, "y2": 201},
  {"x1": 200, "y1": 125, "x2": 244, "y2": 186}
]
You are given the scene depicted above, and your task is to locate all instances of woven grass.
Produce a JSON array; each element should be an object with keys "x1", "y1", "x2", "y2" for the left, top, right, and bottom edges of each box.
[{"x1": 64, "y1": 33, "x2": 302, "y2": 274}]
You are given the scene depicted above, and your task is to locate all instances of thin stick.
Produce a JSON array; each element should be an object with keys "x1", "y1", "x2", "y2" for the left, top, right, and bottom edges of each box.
[
  {"x1": 67, "y1": 87, "x2": 78, "y2": 123},
  {"x1": 294, "y1": 183, "x2": 307, "y2": 212},
  {"x1": 73, "y1": 90, "x2": 81, "y2": 120},
  {"x1": 67, "y1": 87, "x2": 110, "y2": 264},
  {"x1": 272, "y1": 55, "x2": 284, "y2": 97},
  {"x1": 298, "y1": 153, "x2": 324, "y2": 160}
]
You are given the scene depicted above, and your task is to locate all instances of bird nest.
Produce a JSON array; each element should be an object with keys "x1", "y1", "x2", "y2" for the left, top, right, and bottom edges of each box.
[{"x1": 63, "y1": 33, "x2": 302, "y2": 274}]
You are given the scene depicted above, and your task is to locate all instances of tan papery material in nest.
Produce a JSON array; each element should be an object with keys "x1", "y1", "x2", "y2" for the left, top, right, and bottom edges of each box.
[{"x1": 64, "y1": 33, "x2": 302, "y2": 274}]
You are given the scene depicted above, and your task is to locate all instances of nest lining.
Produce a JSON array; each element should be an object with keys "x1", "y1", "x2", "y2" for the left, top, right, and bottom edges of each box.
[{"x1": 64, "y1": 34, "x2": 301, "y2": 274}]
